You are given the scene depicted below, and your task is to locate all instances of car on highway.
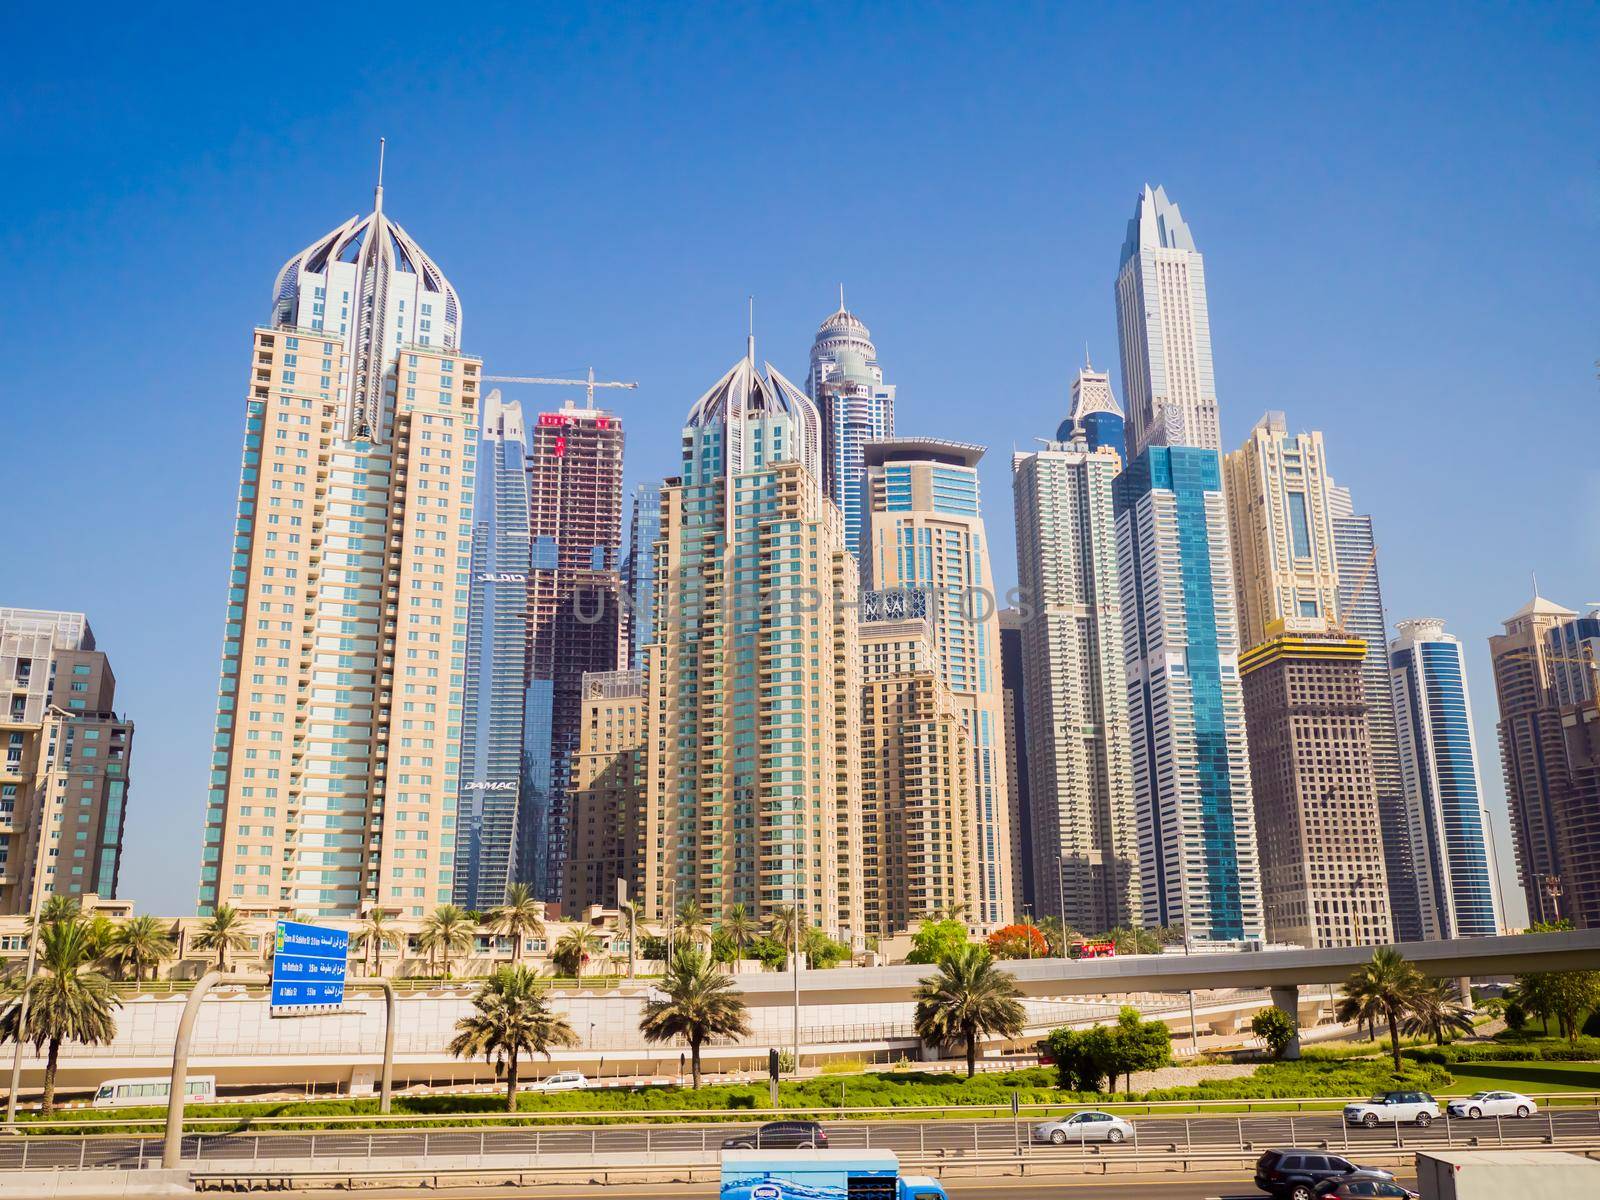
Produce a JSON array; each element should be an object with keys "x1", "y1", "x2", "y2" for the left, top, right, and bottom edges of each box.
[
  {"x1": 527, "y1": 1071, "x2": 589, "y2": 1092},
  {"x1": 1030, "y1": 1111, "x2": 1134, "y2": 1144},
  {"x1": 1254, "y1": 1149, "x2": 1393, "y2": 1200},
  {"x1": 1342, "y1": 1090, "x2": 1442, "y2": 1127},
  {"x1": 722, "y1": 1121, "x2": 829, "y2": 1150},
  {"x1": 1444, "y1": 1090, "x2": 1537, "y2": 1119},
  {"x1": 1313, "y1": 1175, "x2": 1419, "y2": 1199}
]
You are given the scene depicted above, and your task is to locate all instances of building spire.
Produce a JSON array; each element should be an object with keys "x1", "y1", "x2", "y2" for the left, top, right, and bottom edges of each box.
[
  {"x1": 375, "y1": 136, "x2": 386, "y2": 214},
  {"x1": 747, "y1": 295, "x2": 755, "y2": 366},
  {"x1": 839, "y1": 282, "x2": 846, "y2": 313}
]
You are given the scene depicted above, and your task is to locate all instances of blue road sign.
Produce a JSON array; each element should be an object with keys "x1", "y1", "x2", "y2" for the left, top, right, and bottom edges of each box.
[{"x1": 269, "y1": 920, "x2": 348, "y2": 1015}]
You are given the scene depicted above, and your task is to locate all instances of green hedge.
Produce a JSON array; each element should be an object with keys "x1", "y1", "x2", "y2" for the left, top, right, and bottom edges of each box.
[{"x1": 1405, "y1": 1038, "x2": 1600, "y2": 1065}]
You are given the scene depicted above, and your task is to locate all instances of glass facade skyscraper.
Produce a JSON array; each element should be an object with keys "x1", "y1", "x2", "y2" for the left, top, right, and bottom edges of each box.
[
  {"x1": 1391, "y1": 618, "x2": 1505, "y2": 939},
  {"x1": 809, "y1": 304, "x2": 894, "y2": 557},
  {"x1": 456, "y1": 392, "x2": 534, "y2": 910},
  {"x1": 623, "y1": 481, "x2": 661, "y2": 671},
  {"x1": 1114, "y1": 446, "x2": 1265, "y2": 943}
]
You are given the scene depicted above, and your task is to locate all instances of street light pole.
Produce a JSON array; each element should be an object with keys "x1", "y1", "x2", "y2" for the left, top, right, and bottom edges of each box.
[{"x1": 792, "y1": 907, "x2": 801, "y2": 1076}]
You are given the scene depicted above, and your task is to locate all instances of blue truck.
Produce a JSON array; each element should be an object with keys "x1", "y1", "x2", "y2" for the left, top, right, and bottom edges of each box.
[{"x1": 720, "y1": 1149, "x2": 949, "y2": 1200}]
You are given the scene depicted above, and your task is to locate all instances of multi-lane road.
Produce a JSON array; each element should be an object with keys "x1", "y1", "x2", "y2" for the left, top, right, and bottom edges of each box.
[{"x1": 2, "y1": 1107, "x2": 1596, "y2": 1170}]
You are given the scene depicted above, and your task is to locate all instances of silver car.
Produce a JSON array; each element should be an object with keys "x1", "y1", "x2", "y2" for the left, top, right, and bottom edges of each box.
[
  {"x1": 1032, "y1": 1110, "x2": 1134, "y2": 1144},
  {"x1": 1445, "y1": 1090, "x2": 1537, "y2": 1119}
]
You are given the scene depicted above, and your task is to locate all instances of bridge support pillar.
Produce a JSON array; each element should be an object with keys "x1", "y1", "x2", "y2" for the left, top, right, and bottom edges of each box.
[{"x1": 1270, "y1": 985, "x2": 1302, "y2": 1060}]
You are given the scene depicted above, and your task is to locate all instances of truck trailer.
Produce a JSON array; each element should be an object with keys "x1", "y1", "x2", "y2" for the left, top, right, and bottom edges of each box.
[
  {"x1": 1415, "y1": 1149, "x2": 1600, "y2": 1199},
  {"x1": 720, "y1": 1149, "x2": 949, "y2": 1200}
]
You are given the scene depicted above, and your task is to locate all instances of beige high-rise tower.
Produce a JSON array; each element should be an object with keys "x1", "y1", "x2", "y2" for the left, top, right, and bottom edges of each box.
[
  {"x1": 1223, "y1": 412, "x2": 1341, "y2": 651},
  {"x1": 862, "y1": 439, "x2": 1013, "y2": 928},
  {"x1": 198, "y1": 166, "x2": 480, "y2": 919},
  {"x1": 643, "y1": 348, "x2": 862, "y2": 937}
]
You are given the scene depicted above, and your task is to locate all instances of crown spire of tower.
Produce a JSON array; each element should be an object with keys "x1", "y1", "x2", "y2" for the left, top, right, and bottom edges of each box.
[
  {"x1": 374, "y1": 137, "x2": 386, "y2": 215},
  {"x1": 747, "y1": 295, "x2": 755, "y2": 366}
]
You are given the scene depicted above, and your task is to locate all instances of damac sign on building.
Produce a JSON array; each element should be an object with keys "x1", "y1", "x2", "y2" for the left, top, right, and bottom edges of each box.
[
  {"x1": 464, "y1": 781, "x2": 518, "y2": 790},
  {"x1": 476, "y1": 573, "x2": 528, "y2": 583}
]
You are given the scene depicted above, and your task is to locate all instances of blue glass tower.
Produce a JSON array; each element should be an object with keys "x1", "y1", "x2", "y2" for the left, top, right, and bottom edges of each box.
[
  {"x1": 1056, "y1": 362, "x2": 1126, "y2": 466},
  {"x1": 623, "y1": 481, "x2": 661, "y2": 670},
  {"x1": 809, "y1": 302, "x2": 895, "y2": 557},
  {"x1": 1114, "y1": 445, "x2": 1265, "y2": 943},
  {"x1": 1391, "y1": 618, "x2": 1505, "y2": 938}
]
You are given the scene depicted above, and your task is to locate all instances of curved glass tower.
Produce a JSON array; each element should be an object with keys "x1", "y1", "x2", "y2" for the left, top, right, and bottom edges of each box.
[{"x1": 809, "y1": 303, "x2": 895, "y2": 557}]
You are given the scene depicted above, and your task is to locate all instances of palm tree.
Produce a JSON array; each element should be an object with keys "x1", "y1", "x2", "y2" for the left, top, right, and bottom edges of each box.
[
  {"x1": 448, "y1": 966, "x2": 579, "y2": 1112},
  {"x1": 192, "y1": 904, "x2": 250, "y2": 972},
  {"x1": 0, "y1": 918, "x2": 121, "y2": 1114},
  {"x1": 1402, "y1": 976, "x2": 1475, "y2": 1046},
  {"x1": 419, "y1": 904, "x2": 476, "y2": 980},
  {"x1": 354, "y1": 908, "x2": 402, "y2": 977},
  {"x1": 765, "y1": 905, "x2": 801, "y2": 968},
  {"x1": 922, "y1": 901, "x2": 971, "y2": 925},
  {"x1": 1036, "y1": 915, "x2": 1078, "y2": 957},
  {"x1": 717, "y1": 903, "x2": 759, "y2": 967},
  {"x1": 618, "y1": 900, "x2": 639, "y2": 979},
  {"x1": 1337, "y1": 948, "x2": 1424, "y2": 1072},
  {"x1": 674, "y1": 898, "x2": 709, "y2": 951},
  {"x1": 552, "y1": 927, "x2": 603, "y2": 979},
  {"x1": 913, "y1": 943, "x2": 1026, "y2": 1078},
  {"x1": 486, "y1": 883, "x2": 546, "y2": 962},
  {"x1": 105, "y1": 915, "x2": 175, "y2": 983},
  {"x1": 639, "y1": 946, "x2": 751, "y2": 1088},
  {"x1": 26, "y1": 894, "x2": 82, "y2": 934}
]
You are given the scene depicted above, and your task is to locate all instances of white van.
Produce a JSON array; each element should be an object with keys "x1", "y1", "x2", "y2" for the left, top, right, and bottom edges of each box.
[{"x1": 92, "y1": 1075, "x2": 217, "y2": 1107}]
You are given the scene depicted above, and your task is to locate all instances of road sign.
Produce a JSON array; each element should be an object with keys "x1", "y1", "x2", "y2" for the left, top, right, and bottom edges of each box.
[{"x1": 269, "y1": 920, "x2": 348, "y2": 1015}]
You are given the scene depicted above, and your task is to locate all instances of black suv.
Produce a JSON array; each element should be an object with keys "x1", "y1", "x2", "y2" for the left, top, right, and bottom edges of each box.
[
  {"x1": 722, "y1": 1121, "x2": 829, "y2": 1150},
  {"x1": 1255, "y1": 1150, "x2": 1389, "y2": 1200}
]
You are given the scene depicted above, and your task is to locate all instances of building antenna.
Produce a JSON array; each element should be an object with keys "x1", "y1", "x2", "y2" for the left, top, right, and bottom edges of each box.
[
  {"x1": 839, "y1": 282, "x2": 846, "y2": 313},
  {"x1": 1085, "y1": 342, "x2": 1092, "y2": 369},
  {"x1": 747, "y1": 295, "x2": 755, "y2": 366},
  {"x1": 1532, "y1": 569, "x2": 1540, "y2": 598},
  {"x1": 374, "y1": 137, "x2": 386, "y2": 212}
]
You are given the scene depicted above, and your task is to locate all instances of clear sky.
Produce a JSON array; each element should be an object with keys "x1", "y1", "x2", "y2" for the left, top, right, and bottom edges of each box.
[{"x1": 3, "y1": 3, "x2": 1596, "y2": 923}]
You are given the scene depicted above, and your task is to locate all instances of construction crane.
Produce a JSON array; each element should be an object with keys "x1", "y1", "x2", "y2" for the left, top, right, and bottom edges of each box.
[
  {"x1": 480, "y1": 366, "x2": 638, "y2": 409},
  {"x1": 1330, "y1": 545, "x2": 1379, "y2": 637}
]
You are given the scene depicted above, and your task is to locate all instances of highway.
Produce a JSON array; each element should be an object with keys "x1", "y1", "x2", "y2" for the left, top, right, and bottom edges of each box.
[{"x1": 2, "y1": 1108, "x2": 1596, "y2": 1169}]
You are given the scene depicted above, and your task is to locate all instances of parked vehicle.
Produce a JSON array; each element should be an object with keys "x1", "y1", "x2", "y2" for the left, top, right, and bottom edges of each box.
[
  {"x1": 722, "y1": 1121, "x2": 829, "y2": 1151},
  {"x1": 1343, "y1": 1091, "x2": 1442, "y2": 1127},
  {"x1": 1444, "y1": 1091, "x2": 1536, "y2": 1120},
  {"x1": 93, "y1": 1075, "x2": 216, "y2": 1107},
  {"x1": 720, "y1": 1149, "x2": 947, "y2": 1200},
  {"x1": 528, "y1": 1071, "x2": 589, "y2": 1092},
  {"x1": 1031, "y1": 1111, "x2": 1134, "y2": 1144},
  {"x1": 1415, "y1": 1149, "x2": 1600, "y2": 1199},
  {"x1": 1255, "y1": 1149, "x2": 1392, "y2": 1200},
  {"x1": 1313, "y1": 1177, "x2": 1419, "y2": 1199}
]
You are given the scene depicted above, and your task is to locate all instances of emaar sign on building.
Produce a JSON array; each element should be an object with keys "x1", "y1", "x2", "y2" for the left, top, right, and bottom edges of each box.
[{"x1": 269, "y1": 920, "x2": 348, "y2": 1016}]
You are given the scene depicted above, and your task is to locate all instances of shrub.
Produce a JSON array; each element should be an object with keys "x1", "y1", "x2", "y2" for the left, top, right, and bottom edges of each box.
[
  {"x1": 1251, "y1": 1008, "x2": 1299, "y2": 1059},
  {"x1": 1504, "y1": 1002, "x2": 1527, "y2": 1032},
  {"x1": 1405, "y1": 1037, "x2": 1600, "y2": 1065}
]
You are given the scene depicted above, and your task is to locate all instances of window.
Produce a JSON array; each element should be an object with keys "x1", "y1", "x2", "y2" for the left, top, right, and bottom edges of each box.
[{"x1": 1286, "y1": 491, "x2": 1312, "y2": 558}]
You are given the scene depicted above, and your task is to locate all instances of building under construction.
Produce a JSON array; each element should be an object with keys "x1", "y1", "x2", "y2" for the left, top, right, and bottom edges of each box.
[{"x1": 522, "y1": 401, "x2": 626, "y2": 903}]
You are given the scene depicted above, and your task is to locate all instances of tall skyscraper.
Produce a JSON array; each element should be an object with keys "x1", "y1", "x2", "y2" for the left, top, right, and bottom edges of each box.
[
  {"x1": 1115, "y1": 185, "x2": 1219, "y2": 459},
  {"x1": 862, "y1": 439, "x2": 1014, "y2": 927},
  {"x1": 563, "y1": 668, "x2": 646, "y2": 913},
  {"x1": 200, "y1": 174, "x2": 479, "y2": 919},
  {"x1": 1239, "y1": 624, "x2": 1393, "y2": 948},
  {"x1": 1546, "y1": 611, "x2": 1600, "y2": 928},
  {"x1": 522, "y1": 401, "x2": 626, "y2": 902},
  {"x1": 1391, "y1": 618, "x2": 1505, "y2": 939},
  {"x1": 1011, "y1": 431, "x2": 1140, "y2": 934},
  {"x1": 809, "y1": 302, "x2": 895, "y2": 557},
  {"x1": 1328, "y1": 482, "x2": 1421, "y2": 941},
  {"x1": 622, "y1": 481, "x2": 662, "y2": 671},
  {"x1": 859, "y1": 588, "x2": 972, "y2": 936},
  {"x1": 997, "y1": 609, "x2": 1033, "y2": 913},
  {"x1": 0, "y1": 610, "x2": 134, "y2": 914},
  {"x1": 456, "y1": 392, "x2": 533, "y2": 910},
  {"x1": 1223, "y1": 413, "x2": 1341, "y2": 650},
  {"x1": 643, "y1": 346, "x2": 862, "y2": 936},
  {"x1": 1114, "y1": 446, "x2": 1266, "y2": 943},
  {"x1": 1489, "y1": 593, "x2": 1600, "y2": 927}
]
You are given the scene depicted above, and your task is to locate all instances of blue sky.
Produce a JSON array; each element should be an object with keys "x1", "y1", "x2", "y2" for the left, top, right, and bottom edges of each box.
[{"x1": 3, "y1": 3, "x2": 1596, "y2": 922}]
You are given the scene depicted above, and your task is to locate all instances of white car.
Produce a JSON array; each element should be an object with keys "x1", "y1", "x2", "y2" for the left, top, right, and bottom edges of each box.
[
  {"x1": 1446, "y1": 1091, "x2": 1537, "y2": 1120},
  {"x1": 1032, "y1": 1111, "x2": 1134, "y2": 1144},
  {"x1": 528, "y1": 1071, "x2": 589, "y2": 1092},
  {"x1": 1343, "y1": 1091, "x2": 1442, "y2": 1128}
]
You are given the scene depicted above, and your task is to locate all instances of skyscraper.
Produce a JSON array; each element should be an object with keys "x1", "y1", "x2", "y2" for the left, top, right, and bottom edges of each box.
[
  {"x1": 1115, "y1": 185, "x2": 1219, "y2": 459},
  {"x1": 0, "y1": 610, "x2": 134, "y2": 914},
  {"x1": 1056, "y1": 361, "x2": 1126, "y2": 464},
  {"x1": 1489, "y1": 593, "x2": 1600, "y2": 927},
  {"x1": 1391, "y1": 618, "x2": 1505, "y2": 939},
  {"x1": 456, "y1": 392, "x2": 533, "y2": 910},
  {"x1": 1223, "y1": 413, "x2": 1342, "y2": 650},
  {"x1": 997, "y1": 608, "x2": 1032, "y2": 913},
  {"x1": 859, "y1": 588, "x2": 972, "y2": 936},
  {"x1": 1328, "y1": 483, "x2": 1420, "y2": 941},
  {"x1": 522, "y1": 401, "x2": 626, "y2": 902},
  {"x1": 1239, "y1": 624, "x2": 1392, "y2": 948},
  {"x1": 563, "y1": 668, "x2": 646, "y2": 913},
  {"x1": 622, "y1": 481, "x2": 662, "y2": 671},
  {"x1": 1011, "y1": 430, "x2": 1140, "y2": 934},
  {"x1": 643, "y1": 346, "x2": 862, "y2": 935},
  {"x1": 1114, "y1": 446, "x2": 1266, "y2": 943},
  {"x1": 200, "y1": 174, "x2": 479, "y2": 919},
  {"x1": 809, "y1": 302, "x2": 895, "y2": 557},
  {"x1": 1546, "y1": 611, "x2": 1600, "y2": 928},
  {"x1": 862, "y1": 439, "x2": 1015, "y2": 927}
]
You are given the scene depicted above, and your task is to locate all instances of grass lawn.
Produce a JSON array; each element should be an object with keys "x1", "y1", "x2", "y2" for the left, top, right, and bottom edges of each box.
[{"x1": 1446, "y1": 1060, "x2": 1600, "y2": 1096}]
